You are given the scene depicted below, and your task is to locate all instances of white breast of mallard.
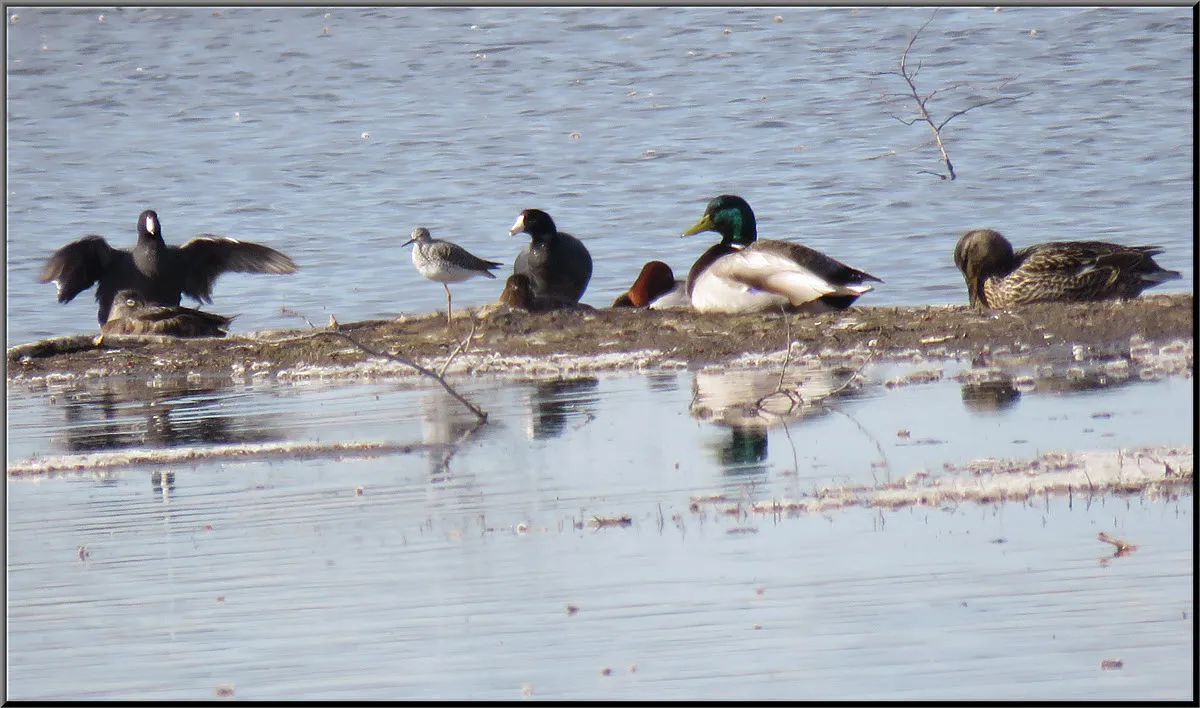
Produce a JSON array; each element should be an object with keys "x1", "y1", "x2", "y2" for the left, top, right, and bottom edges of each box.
[
  {"x1": 689, "y1": 265, "x2": 790, "y2": 314},
  {"x1": 689, "y1": 248, "x2": 840, "y2": 314},
  {"x1": 646, "y1": 283, "x2": 690, "y2": 310}
]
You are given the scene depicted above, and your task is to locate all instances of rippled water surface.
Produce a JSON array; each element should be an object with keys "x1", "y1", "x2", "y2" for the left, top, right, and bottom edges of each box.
[
  {"x1": 5, "y1": 6, "x2": 1194, "y2": 344},
  {"x1": 6, "y1": 6, "x2": 1195, "y2": 700},
  {"x1": 6, "y1": 366, "x2": 1195, "y2": 700}
]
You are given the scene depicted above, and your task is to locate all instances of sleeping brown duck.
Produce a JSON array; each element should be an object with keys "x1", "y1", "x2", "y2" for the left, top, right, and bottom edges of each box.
[{"x1": 101, "y1": 289, "x2": 235, "y2": 338}]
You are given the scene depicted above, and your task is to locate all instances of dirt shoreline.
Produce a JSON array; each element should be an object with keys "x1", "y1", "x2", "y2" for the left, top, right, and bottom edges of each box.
[{"x1": 6, "y1": 293, "x2": 1193, "y2": 383}]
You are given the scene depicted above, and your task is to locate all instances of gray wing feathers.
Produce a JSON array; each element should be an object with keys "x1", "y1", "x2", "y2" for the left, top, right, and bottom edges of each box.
[
  {"x1": 427, "y1": 240, "x2": 502, "y2": 276},
  {"x1": 37, "y1": 235, "x2": 120, "y2": 303},
  {"x1": 176, "y1": 236, "x2": 298, "y2": 300}
]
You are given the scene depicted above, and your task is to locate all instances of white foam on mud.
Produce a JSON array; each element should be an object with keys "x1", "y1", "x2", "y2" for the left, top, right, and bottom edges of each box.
[
  {"x1": 691, "y1": 446, "x2": 1193, "y2": 516},
  {"x1": 8, "y1": 440, "x2": 435, "y2": 479},
  {"x1": 271, "y1": 349, "x2": 678, "y2": 383}
]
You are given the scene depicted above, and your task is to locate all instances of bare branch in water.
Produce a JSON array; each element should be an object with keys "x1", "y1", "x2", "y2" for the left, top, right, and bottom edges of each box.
[
  {"x1": 878, "y1": 9, "x2": 1031, "y2": 180},
  {"x1": 266, "y1": 314, "x2": 488, "y2": 422}
]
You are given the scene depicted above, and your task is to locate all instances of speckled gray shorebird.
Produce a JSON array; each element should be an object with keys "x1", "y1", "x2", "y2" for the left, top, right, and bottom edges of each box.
[
  {"x1": 953, "y1": 228, "x2": 1181, "y2": 309},
  {"x1": 403, "y1": 226, "x2": 503, "y2": 321},
  {"x1": 39, "y1": 209, "x2": 298, "y2": 325}
]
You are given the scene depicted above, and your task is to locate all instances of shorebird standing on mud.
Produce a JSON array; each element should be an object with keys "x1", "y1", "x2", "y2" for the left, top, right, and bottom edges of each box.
[{"x1": 403, "y1": 226, "x2": 502, "y2": 322}]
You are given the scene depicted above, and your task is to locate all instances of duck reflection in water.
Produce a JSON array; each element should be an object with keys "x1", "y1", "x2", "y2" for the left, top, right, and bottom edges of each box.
[
  {"x1": 960, "y1": 376, "x2": 1022, "y2": 413},
  {"x1": 151, "y1": 470, "x2": 176, "y2": 500},
  {"x1": 708, "y1": 425, "x2": 770, "y2": 477},
  {"x1": 527, "y1": 377, "x2": 600, "y2": 440},
  {"x1": 690, "y1": 366, "x2": 859, "y2": 477},
  {"x1": 52, "y1": 377, "x2": 284, "y2": 453}
]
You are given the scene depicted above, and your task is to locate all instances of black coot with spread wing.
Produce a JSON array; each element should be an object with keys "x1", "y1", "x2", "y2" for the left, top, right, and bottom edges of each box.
[{"x1": 39, "y1": 209, "x2": 298, "y2": 324}]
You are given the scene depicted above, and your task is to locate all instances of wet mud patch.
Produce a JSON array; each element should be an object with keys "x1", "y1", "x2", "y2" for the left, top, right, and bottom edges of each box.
[{"x1": 6, "y1": 294, "x2": 1193, "y2": 383}]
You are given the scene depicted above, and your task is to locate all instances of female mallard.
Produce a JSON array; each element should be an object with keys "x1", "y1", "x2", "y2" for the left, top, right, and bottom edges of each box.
[
  {"x1": 100, "y1": 289, "x2": 235, "y2": 338},
  {"x1": 681, "y1": 195, "x2": 881, "y2": 314},
  {"x1": 611, "y1": 261, "x2": 689, "y2": 309},
  {"x1": 953, "y1": 229, "x2": 1181, "y2": 309}
]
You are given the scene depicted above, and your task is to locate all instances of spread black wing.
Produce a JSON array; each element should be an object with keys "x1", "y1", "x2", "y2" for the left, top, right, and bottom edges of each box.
[
  {"x1": 38, "y1": 235, "x2": 122, "y2": 303},
  {"x1": 173, "y1": 236, "x2": 298, "y2": 302}
]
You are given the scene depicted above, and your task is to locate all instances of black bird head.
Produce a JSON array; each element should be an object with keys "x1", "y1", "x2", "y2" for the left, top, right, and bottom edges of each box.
[
  {"x1": 137, "y1": 209, "x2": 163, "y2": 245},
  {"x1": 509, "y1": 209, "x2": 557, "y2": 242}
]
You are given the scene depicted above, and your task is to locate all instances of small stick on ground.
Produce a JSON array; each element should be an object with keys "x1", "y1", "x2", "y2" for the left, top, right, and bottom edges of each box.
[
  {"x1": 439, "y1": 315, "x2": 479, "y2": 378},
  {"x1": 280, "y1": 306, "x2": 317, "y2": 329},
  {"x1": 267, "y1": 329, "x2": 487, "y2": 422}
]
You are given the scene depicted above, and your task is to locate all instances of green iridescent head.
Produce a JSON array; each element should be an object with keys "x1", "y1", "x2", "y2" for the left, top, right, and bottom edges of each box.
[{"x1": 682, "y1": 194, "x2": 758, "y2": 246}]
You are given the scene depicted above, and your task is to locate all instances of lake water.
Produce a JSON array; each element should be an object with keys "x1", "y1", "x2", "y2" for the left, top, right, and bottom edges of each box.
[
  {"x1": 6, "y1": 364, "x2": 1195, "y2": 700},
  {"x1": 4, "y1": 6, "x2": 1194, "y2": 344},
  {"x1": 5, "y1": 7, "x2": 1195, "y2": 701}
]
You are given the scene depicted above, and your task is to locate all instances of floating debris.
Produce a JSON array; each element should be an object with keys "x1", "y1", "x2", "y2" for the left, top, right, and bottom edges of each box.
[
  {"x1": 589, "y1": 515, "x2": 632, "y2": 528},
  {"x1": 566, "y1": 604, "x2": 579, "y2": 616},
  {"x1": 1097, "y1": 532, "x2": 1137, "y2": 554},
  {"x1": 1101, "y1": 658, "x2": 1124, "y2": 671}
]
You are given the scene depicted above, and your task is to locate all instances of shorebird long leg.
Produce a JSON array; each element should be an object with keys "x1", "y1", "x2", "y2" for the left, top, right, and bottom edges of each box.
[{"x1": 444, "y1": 283, "x2": 453, "y2": 323}]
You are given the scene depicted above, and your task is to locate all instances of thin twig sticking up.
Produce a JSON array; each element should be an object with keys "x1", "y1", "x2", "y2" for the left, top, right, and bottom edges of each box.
[
  {"x1": 276, "y1": 311, "x2": 487, "y2": 423},
  {"x1": 881, "y1": 10, "x2": 1032, "y2": 180}
]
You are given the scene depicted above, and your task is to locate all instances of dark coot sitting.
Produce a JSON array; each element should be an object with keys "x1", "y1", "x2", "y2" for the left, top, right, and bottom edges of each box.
[
  {"x1": 508, "y1": 208, "x2": 592, "y2": 304},
  {"x1": 39, "y1": 209, "x2": 298, "y2": 324}
]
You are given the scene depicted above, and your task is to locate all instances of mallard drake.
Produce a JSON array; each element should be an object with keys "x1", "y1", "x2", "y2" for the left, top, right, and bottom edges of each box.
[
  {"x1": 509, "y1": 209, "x2": 593, "y2": 303},
  {"x1": 611, "y1": 261, "x2": 689, "y2": 309},
  {"x1": 497, "y1": 274, "x2": 594, "y2": 313},
  {"x1": 403, "y1": 226, "x2": 502, "y2": 322},
  {"x1": 39, "y1": 209, "x2": 298, "y2": 324},
  {"x1": 681, "y1": 195, "x2": 882, "y2": 314},
  {"x1": 953, "y1": 229, "x2": 1181, "y2": 309},
  {"x1": 100, "y1": 289, "x2": 235, "y2": 338}
]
